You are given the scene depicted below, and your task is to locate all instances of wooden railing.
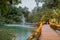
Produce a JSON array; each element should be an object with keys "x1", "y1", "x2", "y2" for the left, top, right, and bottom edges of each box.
[
  {"x1": 49, "y1": 22, "x2": 60, "y2": 27},
  {"x1": 27, "y1": 21, "x2": 60, "y2": 40},
  {"x1": 27, "y1": 22, "x2": 43, "y2": 40}
]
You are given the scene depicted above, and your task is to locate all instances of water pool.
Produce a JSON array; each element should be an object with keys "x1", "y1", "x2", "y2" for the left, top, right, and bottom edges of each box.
[{"x1": 0, "y1": 26, "x2": 36, "y2": 40}]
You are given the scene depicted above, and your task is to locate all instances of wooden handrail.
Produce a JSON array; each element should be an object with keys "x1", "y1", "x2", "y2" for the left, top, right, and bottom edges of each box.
[
  {"x1": 49, "y1": 22, "x2": 60, "y2": 29},
  {"x1": 27, "y1": 22, "x2": 43, "y2": 40},
  {"x1": 27, "y1": 22, "x2": 60, "y2": 40},
  {"x1": 49, "y1": 22, "x2": 60, "y2": 26}
]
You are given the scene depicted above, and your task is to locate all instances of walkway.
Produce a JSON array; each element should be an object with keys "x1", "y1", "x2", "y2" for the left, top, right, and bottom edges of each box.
[{"x1": 39, "y1": 24, "x2": 60, "y2": 40}]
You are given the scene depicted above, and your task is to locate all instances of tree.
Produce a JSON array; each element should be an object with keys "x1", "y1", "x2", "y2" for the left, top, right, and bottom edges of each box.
[
  {"x1": 0, "y1": 0, "x2": 21, "y2": 14},
  {"x1": 28, "y1": 7, "x2": 45, "y2": 23},
  {"x1": 29, "y1": 0, "x2": 60, "y2": 23},
  {"x1": 0, "y1": 0, "x2": 22, "y2": 24},
  {"x1": 39, "y1": 0, "x2": 60, "y2": 23}
]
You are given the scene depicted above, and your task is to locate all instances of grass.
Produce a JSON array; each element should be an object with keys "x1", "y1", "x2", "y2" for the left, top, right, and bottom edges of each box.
[{"x1": 0, "y1": 26, "x2": 16, "y2": 40}]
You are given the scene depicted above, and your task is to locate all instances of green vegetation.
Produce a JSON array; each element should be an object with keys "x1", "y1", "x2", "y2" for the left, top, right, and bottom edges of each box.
[
  {"x1": 28, "y1": 0, "x2": 60, "y2": 24},
  {"x1": 0, "y1": 0, "x2": 60, "y2": 24},
  {"x1": 0, "y1": 0, "x2": 30, "y2": 24},
  {"x1": 0, "y1": 29, "x2": 15, "y2": 40}
]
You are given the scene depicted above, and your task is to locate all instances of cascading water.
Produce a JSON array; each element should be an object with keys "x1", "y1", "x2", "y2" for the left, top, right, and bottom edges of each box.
[
  {"x1": 21, "y1": 14, "x2": 26, "y2": 26},
  {"x1": 21, "y1": 14, "x2": 35, "y2": 28}
]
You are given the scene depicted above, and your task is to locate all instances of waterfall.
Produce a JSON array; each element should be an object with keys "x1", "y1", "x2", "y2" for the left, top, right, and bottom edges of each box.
[{"x1": 21, "y1": 14, "x2": 26, "y2": 25}]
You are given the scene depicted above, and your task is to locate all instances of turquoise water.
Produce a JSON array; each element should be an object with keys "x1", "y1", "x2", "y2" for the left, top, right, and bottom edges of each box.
[{"x1": 0, "y1": 26, "x2": 36, "y2": 40}]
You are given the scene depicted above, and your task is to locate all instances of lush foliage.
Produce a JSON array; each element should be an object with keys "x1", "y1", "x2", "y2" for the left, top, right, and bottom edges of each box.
[
  {"x1": 0, "y1": 0, "x2": 60, "y2": 24},
  {"x1": 0, "y1": 0, "x2": 30, "y2": 24},
  {"x1": 28, "y1": 0, "x2": 60, "y2": 23}
]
